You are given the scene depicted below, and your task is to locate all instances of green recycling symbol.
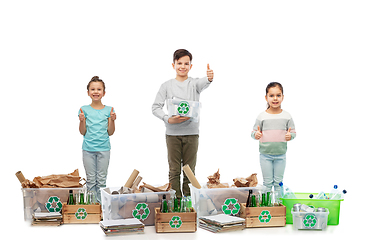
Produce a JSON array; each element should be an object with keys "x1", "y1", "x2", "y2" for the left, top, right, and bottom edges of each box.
[
  {"x1": 169, "y1": 216, "x2": 182, "y2": 229},
  {"x1": 75, "y1": 208, "x2": 88, "y2": 220},
  {"x1": 258, "y1": 210, "x2": 272, "y2": 223},
  {"x1": 132, "y1": 203, "x2": 150, "y2": 220},
  {"x1": 177, "y1": 101, "x2": 190, "y2": 115},
  {"x1": 222, "y1": 198, "x2": 241, "y2": 215},
  {"x1": 303, "y1": 214, "x2": 317, "y2": 228},
  {"x1": 45, "y1": 196, "x2": 62, "y2": 212}
]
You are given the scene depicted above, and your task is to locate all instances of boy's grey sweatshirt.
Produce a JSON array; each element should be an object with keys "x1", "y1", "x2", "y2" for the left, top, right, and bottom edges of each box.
[{"x1": 152, "y1": 77, "x2": 211, "y2": 135}]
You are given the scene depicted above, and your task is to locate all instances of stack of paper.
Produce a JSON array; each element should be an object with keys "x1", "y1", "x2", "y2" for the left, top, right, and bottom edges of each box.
[
  {"x1": 199, "y1": 214, "x2": 245, "y2": 233},
  {"x1": 32, "y1": 212, "x2": 62, "y2": 226},
  {"x1": 99, "y1": 218, "x2": 145, "y2": 236}
]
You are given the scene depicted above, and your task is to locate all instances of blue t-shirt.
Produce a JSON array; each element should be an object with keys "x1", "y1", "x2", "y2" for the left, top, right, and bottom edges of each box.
[{"x1": 79, "y1": 105, "x2": 113, "y2": 152}]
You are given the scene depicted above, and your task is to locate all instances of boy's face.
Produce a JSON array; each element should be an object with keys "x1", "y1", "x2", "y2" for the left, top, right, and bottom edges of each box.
[{"x1": 172, "y1": 55, "x2": 192, "y2": 80}]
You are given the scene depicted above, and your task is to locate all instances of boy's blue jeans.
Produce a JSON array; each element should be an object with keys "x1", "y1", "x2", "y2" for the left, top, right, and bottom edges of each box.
[
  {"x1": 82, "y1": 150, "x2": 110, "y2": 203},
  {"x1": 259, "y1": 153, "x2": 286, "y2": 192}
]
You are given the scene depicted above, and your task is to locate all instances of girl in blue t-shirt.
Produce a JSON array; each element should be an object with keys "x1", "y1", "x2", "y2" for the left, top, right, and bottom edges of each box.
[{"x1": 78, "y1": 76, "x2": 116, "y2": 203}]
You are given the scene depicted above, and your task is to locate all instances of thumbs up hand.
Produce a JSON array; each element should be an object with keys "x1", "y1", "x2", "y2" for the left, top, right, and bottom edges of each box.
[
  {"x1": 207, "y1": 63, "x2": 214, "y2": 82},
  {"x1": 110, "y1": 107, "x2": 116, "y2": 121},
  {"x1": 255, "y1": 126, "x2": 263, "y2": 140},
  {"x1": 79, "y1": 108, "x2": 85, "y2": 122},
  {"x1": 285, "y1": 127, "x2": 292, "y2": 141}
]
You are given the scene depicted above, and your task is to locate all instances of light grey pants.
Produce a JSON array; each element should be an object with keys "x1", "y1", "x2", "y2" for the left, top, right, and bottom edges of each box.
[
  {"x1": 82, "y1": 150, "x2": 110, "y2": 203},
  {"x1": 260, "y1": 153, "x2": 286, "y2": 192}
]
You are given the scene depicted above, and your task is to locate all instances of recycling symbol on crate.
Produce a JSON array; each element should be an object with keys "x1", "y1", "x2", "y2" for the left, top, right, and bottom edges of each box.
[
  {"x1": 75, "y1": 208, "x2": 88, "y2": 220},
  {"x1": 169, "y1": 216, "x2": 183, "y2": 229},
  {"x1": 222, "y1": 198, "x2": 241, "y2": 215},
  {"x1": 132, "y1": 203, "x2": 150, "y2": 220},
  {"x1": 258, "y1": 210, "x2": 272, "y2": 223},
  {"x1": 45, "y1": 196, "x2": 63, "y2": 213},
  {"x1": 177, "y1": 101, "x2": 190, "y2": 115},
  {"x1": 303, "y1": 214, "x2": 317, "y2": 228}
]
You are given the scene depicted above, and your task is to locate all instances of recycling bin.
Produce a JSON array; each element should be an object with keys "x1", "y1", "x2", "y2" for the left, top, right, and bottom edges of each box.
[
  {"x1": 101, "y1": 187, "x2": 175, "y2": 226},
  {"x1": 167, "y1": 99, "x2": 201, "y2": 122},
  {"x1": 189, "y1": 184, "x2": 266, "y2": 220},
  {"x1": 282, "y1": 192, "x2": 343, "y2": 225},
  {"x1": 291, "y1": 208, "x2": 329, "y2": 230},
  {"x1": 21, "y1": 187, "x2": 82, "y2": 221}
]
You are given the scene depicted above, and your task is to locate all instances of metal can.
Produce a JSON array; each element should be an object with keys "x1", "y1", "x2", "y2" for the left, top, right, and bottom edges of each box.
[
  {"x1": 316, "y1": 207, "x2": 326, "y2": 212},
  {"x1": 293, "y1": 203, "x2": 301, "y2": 212},
  {"x1": 300, "y1": 204, "x2": 315, "y2": 212}
]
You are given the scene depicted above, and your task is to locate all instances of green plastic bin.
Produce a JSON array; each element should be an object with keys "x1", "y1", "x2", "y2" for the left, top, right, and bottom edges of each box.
[{"x1": 282, "y1": 192, "x2": 343, "y2": 225}]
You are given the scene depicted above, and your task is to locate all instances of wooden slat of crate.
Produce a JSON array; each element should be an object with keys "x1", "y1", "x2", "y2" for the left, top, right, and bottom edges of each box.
[
  {"x1": 240, "y1": 204, "x2": 286, "y2": 228},
  {"x1": 155, "y1": 208, "x2": 197, "y2": 233},
  {"x1": 62, "y1": 203, "x2": 101, "y2": 224}
]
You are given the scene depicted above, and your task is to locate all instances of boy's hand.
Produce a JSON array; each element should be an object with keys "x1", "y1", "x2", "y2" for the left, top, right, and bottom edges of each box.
[
  {"x1": 285, "y1": 127, "x2": 292, "y2": 141},
  {"x1": 255, "y1": 125, "x2": 262, "y2": 140},
  {"x1": 79, "y1": 108, "x2": 85, "y2": 122},
  {"x1": 207, "y1": 64, "x2": 214, "y2": 82},
  {"x1": 168, "y1": 115, "x2": 190, "y2": 124},
  {"x1": 110, "y1": 107, "x2": 116, "y2": 121}
]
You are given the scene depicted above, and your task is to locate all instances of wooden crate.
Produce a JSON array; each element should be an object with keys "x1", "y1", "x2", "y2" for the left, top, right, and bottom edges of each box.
[
  {"x1": 240, "y1": 203, "x2": 286, "y2": 228},
  {"x1": 154, "y1": 208, "x2": 197, "y2": 233},
  {"x1": 62, "y1": 203, "x2": 101, "y2": 224}
]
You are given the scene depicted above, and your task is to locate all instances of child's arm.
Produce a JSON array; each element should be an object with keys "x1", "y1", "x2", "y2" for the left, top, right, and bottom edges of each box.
[
  {"x1": 195, "y1": 64, "x2": 213, "y2": 93},
  {"x1": 79, "y1": 108, "x2": 86, "y2": 135},
  {"x1": 108, "y1": 107, "x2": 116, "y2": 136},
  {"x1": 251, "y1": 119, "x2": 262, "y2": 140},
  {"x1": 285, "y1": 119, "x2": 296, "y2": 141}
]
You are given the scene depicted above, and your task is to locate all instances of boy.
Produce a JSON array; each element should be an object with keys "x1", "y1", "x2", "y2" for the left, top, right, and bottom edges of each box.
[{"x1": 152, "y1": 49, "x2": 214, "y2": 198}]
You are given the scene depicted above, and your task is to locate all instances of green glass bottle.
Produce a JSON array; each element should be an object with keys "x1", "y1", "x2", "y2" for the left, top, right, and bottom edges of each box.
[
  {"x1": 67, "y1": 190, "x2": 74, "y2": 205},
  {"x1": 174, "y1": 197, "x2": 178, "y2": 212},
  {"x1": 261, "y1": 193, "x2": 266, "y2": 207},
  {"x1": 251, "y1": 195, "x2": 256, "y2": 207},
  {"x1": 161, "y1": 195, "x2": 168, "y2": 213},
  {"x1": 79, "y1": 190, "x2": 85, "y2": 205}
]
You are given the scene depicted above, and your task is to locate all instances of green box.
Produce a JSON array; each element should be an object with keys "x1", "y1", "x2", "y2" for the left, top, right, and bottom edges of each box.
[{"x1": 282, "y1": 193, "x2": 343, "y2": 225}]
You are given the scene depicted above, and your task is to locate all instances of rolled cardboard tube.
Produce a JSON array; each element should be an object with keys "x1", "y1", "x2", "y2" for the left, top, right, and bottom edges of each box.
[
  {"x1": 16, "y1": 171, "x2": 26, "y2": 183},
  {"x1": 124, "y1": 169, "x2": 139, "y2": 188},
  {"x1": 131, "y1": 176, "x2": 142, "y2": 190},
  {"x1": 182, "y1": 164, "x2": 201, "y2": 189}
]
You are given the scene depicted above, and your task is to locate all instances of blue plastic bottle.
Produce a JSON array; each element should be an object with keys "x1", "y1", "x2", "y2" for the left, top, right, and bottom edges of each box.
[
  {"x1": 329, "y1": 185, "x2": 340, "y2": 199},
  {"x1": 279, "y1": 182, "x2": 296, "y2": 199}
]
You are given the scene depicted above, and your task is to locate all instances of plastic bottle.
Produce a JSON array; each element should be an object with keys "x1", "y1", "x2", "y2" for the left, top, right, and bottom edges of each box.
[
  {"x1": 279, "y1": 182, "x2": 296, "y2": 199},
  {"x1": 309, "y1": 191, "x2": 328, "y2": 199},
  {"x1": 329, "y1": 185, "x2": 340, "y2": 199},
  {"x1": 330, "y1": 189, "x2": 347, "y2": 200}
]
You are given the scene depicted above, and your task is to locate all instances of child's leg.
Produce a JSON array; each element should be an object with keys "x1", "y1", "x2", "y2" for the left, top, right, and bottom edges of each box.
[
  {"x1": 96, "y1": 151, "x2": 110, "y2": 203},
  {"x1": 82, "y1": 150, "x2": 97, "y2": 197},
  {"x1": 182, "y1": 135, "x2": 199, "y2": 197},
  {"x1": 166, "y1": 135, "x2": 183, "y2": 198},
  {"x1": 259, "y1": 154, "x2": 274, "y2": 191},
  {"x1": 272, "y1": 154, "x2": 286, "y2": 192}
]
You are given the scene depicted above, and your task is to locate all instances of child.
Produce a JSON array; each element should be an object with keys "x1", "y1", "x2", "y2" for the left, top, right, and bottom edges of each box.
[
  {"x1": 152, "y1": 49, "x2": 214, "y2": 198},
  {"x1": 79, "y1": 76, "x2": 116, "y2": 202},
  {"x1": 251, "y1": 82, "x2": 296, "y2": 192}
]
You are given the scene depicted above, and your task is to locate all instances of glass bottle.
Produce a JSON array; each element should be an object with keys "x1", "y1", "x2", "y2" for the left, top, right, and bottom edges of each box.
[{"x1": 67, "y1": 190, "x2": 74, "y2": 205}]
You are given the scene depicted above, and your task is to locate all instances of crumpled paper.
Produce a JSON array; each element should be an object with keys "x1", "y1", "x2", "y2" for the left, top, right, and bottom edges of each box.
[
  {"x1": 233, "y1": 173, "x2": 258, "y2": 187},
  {"x1": 207, "y1": 169, "x2": 229, "y2": 188},
  {"x1": 21, "y1": 169, "x2": 83, "y2": 188}
]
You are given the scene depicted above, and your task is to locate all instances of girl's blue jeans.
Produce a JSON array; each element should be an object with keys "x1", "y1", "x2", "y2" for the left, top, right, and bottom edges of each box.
[
  {"x1": 260, "y1": 153, "x2": 286, "y2": 192},
  {"x1": 82, "y1": 150, "x2": 110, "y2": 203}
]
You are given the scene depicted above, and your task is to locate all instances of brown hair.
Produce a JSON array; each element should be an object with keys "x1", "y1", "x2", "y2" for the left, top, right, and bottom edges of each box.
[
  {"x1": 87, "y1": 76, "x2": 105, "y2": 92},
  {"x1": 173, "y1": 49, "x2": 192, "y2": 63}
]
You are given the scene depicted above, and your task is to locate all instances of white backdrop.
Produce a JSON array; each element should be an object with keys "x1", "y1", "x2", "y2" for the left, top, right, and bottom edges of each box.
[{"x1": 2, "y1": 1, "x2": 369, "y2": 239}]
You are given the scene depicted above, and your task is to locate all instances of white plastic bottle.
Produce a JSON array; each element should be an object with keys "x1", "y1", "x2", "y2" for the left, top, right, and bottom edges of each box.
[
  {"x1": 279, "y1": 182, "x2": 296, "y2": 199},
  {"x1": 309, "y1": 191, "x2": 328, "y2": 199},
  {"x1": 329, "y1": 185, "x2": 340, "y2": 199},
  {"x1": 330, "y1": 189, "x2": 347, "y2": 200}
]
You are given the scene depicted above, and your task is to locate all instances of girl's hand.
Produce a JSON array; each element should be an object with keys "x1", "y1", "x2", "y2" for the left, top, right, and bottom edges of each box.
[
  {"x1": 110, "y1": 107, "x2": 116, "y2": 121},
  {"x1": 255, "y1": 125, "x2": 263, "y2": 140},
  {"x1": 285, "y1": 127, "x2": 292, "y2": 141},
  {"x1": 207, "y1": 64, "x2": 214, "y2": 82},
  {"x1": 79, "y1": 108, "x2": 85, "y2": 122}
]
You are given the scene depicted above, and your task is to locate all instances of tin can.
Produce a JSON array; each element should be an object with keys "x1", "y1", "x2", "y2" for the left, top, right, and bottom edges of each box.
[
  {"x1": 300, "y1": 204, "x2": 315, "y2": 212},
  {"x1": 293, "y1": 203, "x2": 301, "y2": 212},
  {"x1": 316, "y1": 207, "x2": 326, "y2": 212}
]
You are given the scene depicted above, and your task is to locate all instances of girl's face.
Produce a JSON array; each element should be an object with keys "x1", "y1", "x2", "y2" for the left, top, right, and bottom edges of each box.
[
  {"x1": 88, "y1": 82, "x2": 105, "y2": 102},
  {"x1": 265, "y1": 86, "x2": 284, "y2": 109}
]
